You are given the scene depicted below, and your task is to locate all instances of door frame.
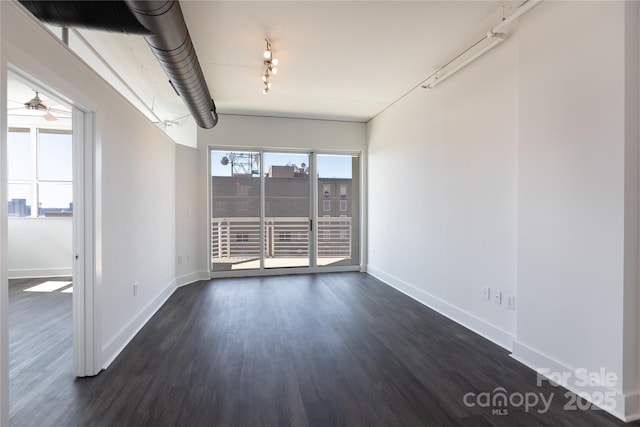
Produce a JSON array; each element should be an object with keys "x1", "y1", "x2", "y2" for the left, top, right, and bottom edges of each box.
[
  {"x1": 72, "y1": 105, "x2": 100, "y2": 377},
  {"x1": 208, "y1": 146, "x2": 364, "y2": 278},
  {"x1": 5, "y1": 68, "x2": 100, "y2": 378}
]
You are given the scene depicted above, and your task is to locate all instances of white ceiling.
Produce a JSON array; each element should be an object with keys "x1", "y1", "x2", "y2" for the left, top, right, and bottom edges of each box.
[{"x1": 73, "y1": 1, "x2": 516, "y2": 124}]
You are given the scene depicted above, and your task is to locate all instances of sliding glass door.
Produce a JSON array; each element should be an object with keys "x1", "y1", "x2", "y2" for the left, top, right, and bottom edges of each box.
[
  {"x1": 211, "y1": 150, "x2": 261, "y2": 272},
  {"x1": 210, "y1": 148, "x2": 360, "y2": 275},
  {"x1": 316, "y1": 154, "x2": 360, "y2": 268},
  {"x1": 264, "y1": 152, "x2": 310, "y2": 269}
]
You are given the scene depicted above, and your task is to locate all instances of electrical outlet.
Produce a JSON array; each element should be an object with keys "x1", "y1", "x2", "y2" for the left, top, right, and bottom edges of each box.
[
  {"x1": 133, "y1": 282, "x2": 138, "y2": 296},
  {"x1": 492, "y1": 289, "x2": 502, "y2": 305},
  {"x1": 482, "y1": 286, "x2": 490, "y2": 301},
  {"x1": 506, "y1": 295, "x2": 515, "y2": 310}
]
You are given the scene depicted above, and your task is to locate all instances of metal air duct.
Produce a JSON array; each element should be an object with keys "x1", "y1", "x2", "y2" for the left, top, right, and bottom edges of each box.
[
  {"x1": 19, "y1": 0, "x2": 218, "y2": 129},
  {"x1": 123, "y1": 1, "x2": 217, "y2": 129},
  {"x1": 18, "y1": 1, "x2": 151, "y2": 34}
]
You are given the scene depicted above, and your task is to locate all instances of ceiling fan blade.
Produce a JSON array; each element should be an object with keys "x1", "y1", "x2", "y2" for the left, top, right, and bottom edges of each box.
[
  {"x1": 43, "y1": 112, "x2": 57, "y2": 122},
  {"x1": 48, "y1": 107, "x2": 72, "y2": 117}
]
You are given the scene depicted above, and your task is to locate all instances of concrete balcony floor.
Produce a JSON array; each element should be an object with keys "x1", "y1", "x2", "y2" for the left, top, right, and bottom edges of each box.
[{"x1": 212, "y1": 256, "x2": 349, "y2": 270}]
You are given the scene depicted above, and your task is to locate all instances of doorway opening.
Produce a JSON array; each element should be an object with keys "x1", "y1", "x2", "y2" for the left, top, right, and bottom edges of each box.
[{"x1": 6, "y1": 71, "x2": 83, "y2": 421}]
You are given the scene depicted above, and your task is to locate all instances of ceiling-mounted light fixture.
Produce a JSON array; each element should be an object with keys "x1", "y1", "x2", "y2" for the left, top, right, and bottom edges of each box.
[
  {"x1": 7, "y1": 91, "x2": 70, "y2": 121},
  {"x1": 262, "y1": 38, "x2": 279, "y2": 94},
  {"x1": 24, "y1": 92, "x2": 49, "y2": 114}
]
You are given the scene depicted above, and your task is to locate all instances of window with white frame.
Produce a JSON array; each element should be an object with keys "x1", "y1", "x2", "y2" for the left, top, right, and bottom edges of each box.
[
  {"x1": 340, "y1": 200, "x2": 347, "y2": 212},
  {"x1": 7, "y1": 127, "x2": 73, "y2": 217},
  {"x1": 323, "y1": 200, "x2": 331, "y2": 212},
  {"x1": 340, "y1": 184, "x2": 347, "y2": 197}
]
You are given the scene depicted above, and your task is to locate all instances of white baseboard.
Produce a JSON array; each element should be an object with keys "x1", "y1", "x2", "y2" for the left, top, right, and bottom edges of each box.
[
  {"x1": 8, "y1": 267, "x2": 72, "y2": 279},
  {"x1": 623, "y1": 395, "x2": 640, "y2": 422},
  {"x1": 176, "y1": 270, "x2": 209, "y2": 287},
  {"x1": 101, "y1": 278, "x2": 177, "y2": 369},
  {"x1": 367, "y1": 265, "x2": 514, "y2": 351},
  {"x1": 511, "y1": 340, "x2": 639, "y2": 422}
]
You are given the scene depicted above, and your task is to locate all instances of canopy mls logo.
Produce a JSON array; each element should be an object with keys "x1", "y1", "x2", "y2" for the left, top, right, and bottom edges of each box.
[
  {"x1": 463, "y1": 387, "x2": 553, "y2": 416},
  {"x1": 462, "y1": 367, "x2": 619, "y2": 416}
]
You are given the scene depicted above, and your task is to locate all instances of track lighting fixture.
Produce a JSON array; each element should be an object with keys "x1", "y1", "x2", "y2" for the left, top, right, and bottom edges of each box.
[{"x1": 262, "y1": 38, "x2": 279, "y2": 94}]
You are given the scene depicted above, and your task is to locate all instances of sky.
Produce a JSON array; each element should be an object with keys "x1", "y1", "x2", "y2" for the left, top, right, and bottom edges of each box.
[{"x1": 211, "y1": 150, "x2": 354, "y2": 179}]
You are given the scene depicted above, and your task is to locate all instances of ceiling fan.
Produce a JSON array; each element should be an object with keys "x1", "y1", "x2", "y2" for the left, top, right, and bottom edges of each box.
[{"x1": 8, "y1": 91, "x2": 72, "y2": 121}]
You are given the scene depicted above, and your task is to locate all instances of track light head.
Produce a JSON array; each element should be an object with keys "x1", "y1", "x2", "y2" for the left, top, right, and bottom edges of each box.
[{"x1": 264, "y1": 38, "x2": 272, "y2": 58}]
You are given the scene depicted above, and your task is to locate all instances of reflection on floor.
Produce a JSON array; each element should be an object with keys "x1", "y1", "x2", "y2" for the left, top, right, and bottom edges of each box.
[
  {"x1": 24, "y1": 281, "x2": 72, "y2": 293},
  {"x1": 9, "y1": 277, "x2": 73, "y2": 425}
]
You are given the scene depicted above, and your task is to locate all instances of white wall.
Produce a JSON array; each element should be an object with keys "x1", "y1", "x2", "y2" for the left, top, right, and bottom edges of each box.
[
  {"x1": 176, "y1": 144, "x2": 207, "y2": 286},
  {"x1": 181, "y1": 113, "x2": 367, "y2": 276},
  {"x1": 513, "y1": 1, "x2": 637, "y2": 419},
  {"x1": 1, "y1": 0, "x2": 177, "y2": 394},
  {"x1": 367, "y1": 29, "x2": 519, "y2": 348},
  {"x1": 8, "y1": 218, "x2": 72, "y2": 278},
  {"x1": 367, "y1": 1, "x2": 640, "y2": 421},
  {"x1": 200, "y1": 114, "x2": 366, "y2": 152},
  {"x1": 99, "y1": 110, "x2": 176, "y2": 365}
]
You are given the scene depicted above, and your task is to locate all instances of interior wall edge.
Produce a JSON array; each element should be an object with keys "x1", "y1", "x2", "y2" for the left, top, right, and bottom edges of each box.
[
  {"x1": 0, "y1": 36, "x2": 10, "y2": 427},
  {"x1": 623, "y1": 0, "x2": 640, "y2": 404}
]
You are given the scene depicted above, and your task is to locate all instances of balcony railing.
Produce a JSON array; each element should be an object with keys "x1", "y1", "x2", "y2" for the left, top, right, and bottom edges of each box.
[{"x1": 211, "y1": 217, "x2": 351, "y2": 260}]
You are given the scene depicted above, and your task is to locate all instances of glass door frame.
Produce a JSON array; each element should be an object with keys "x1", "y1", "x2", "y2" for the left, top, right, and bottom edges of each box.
[
  {"x1": 262, "y1": 150, "x2": 311, "y2": 270},
  {"x1": 208, "y1": 146, "x2": 363, "y2": 278}
]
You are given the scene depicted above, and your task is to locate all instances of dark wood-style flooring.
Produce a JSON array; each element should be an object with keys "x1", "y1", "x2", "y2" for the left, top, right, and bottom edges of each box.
[
  {"x1": 9, "y1": 273, "x2": 634, "y2": 426},
  {"x1": 9, "y1": 277, "x2": 73, "y2": 425}
]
